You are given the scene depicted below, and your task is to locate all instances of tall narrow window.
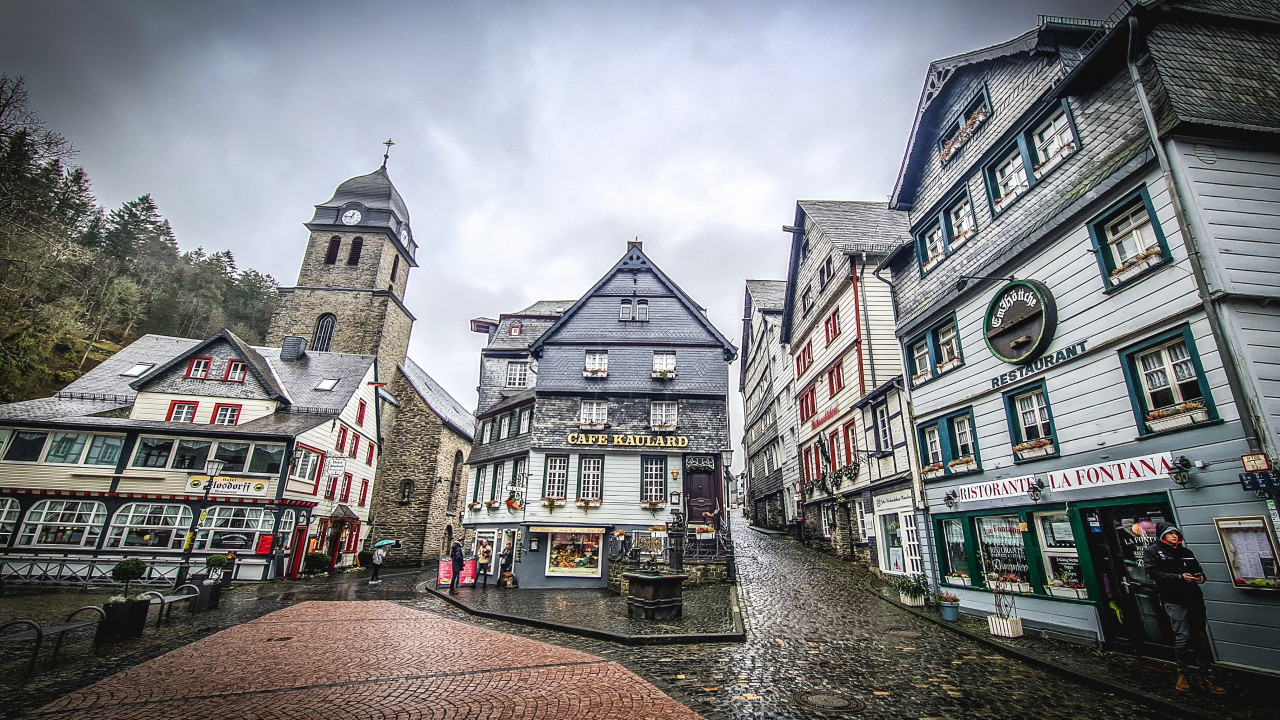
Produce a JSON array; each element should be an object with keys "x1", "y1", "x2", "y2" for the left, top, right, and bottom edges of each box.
[
  {"x1": 1016, "y1": 389, "x2": 1052, "y2": 442},
  {"x1": 1032, "y1": 110, "x2": 1075, "y2": 177},
  {"x1": 1105, "y1": 202, "x2": 1159, "y2": 269},
  {"x1": 641, "y1": 457, "x2": 666, "y2": 503},
  {"x1": 544, "y1": 456, "x2": 569, "y2": 499},
  {"x1": 948, "y1": 196, "x2": 975, "y2": 246},
  {"x1": 619, "y1": 300, "x2": 633, "y2": 321},
  {"x1": 650, "y1": 401, "x2": 678, "y2": 429},
  {"x1": 313, "y1": 314, "x2": 337, "y2": 352},
  {"x1": 579, "y1": 457, "x2": 603, "y2": 500},
  {"x1": 324, "y1": 237, "x2": 341, "y2": 265},
  {"x1": 347, "y1": 237, "x2": 363, "y2": 266},
  {"x1": 922, "y1": 426, "x2": 942, "y2": 466},
  {"x1": 827, "y1": 362, "x2": 844, "y2": 397},
  {"x1": 506, "y1": 361, "x2": 529, "y2": 387},
  {"x1": 876, "y1": 405, "x2": 892, "y2": 449},
  {"x1": 390, "y1": 254, "x2": 399, "y2": 282},
  {"x1": 635, "y1": 300, "x2": 649, "y2": 321},
  {"x1": 992, "y1": 148, "x2": 1028, "y2": 209},
  {"x1": 447, "y1": 451, "x2": 464, "y2": 512},
  {"x1": 953, "y1": 416, "x2": 974, "y2": 458}
]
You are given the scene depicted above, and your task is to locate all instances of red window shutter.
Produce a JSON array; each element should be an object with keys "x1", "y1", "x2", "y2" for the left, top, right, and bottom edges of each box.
[
  {"x1": 356, "y1": 400, "x2": 366, "y2": 426},
  {"x1": 341, "y1": 473, "x2": 353, "y2": 502},
  {"x1": 325, "y1": 475, "x2": 337, "y2": 499},
  {"x1": 366, "y1": 443, "x2": 375, "y2": 465},
  {"x1": 359, "y1": 479, "x2": 369, "y2": 506},
  {"x1": 349, "y1": 435, "x2": 360, "y2": 459},
  {"x1": 336, "y1": 426, "x2": 347, "y2": 452},
  {"x1": 843, "y1": 421, "x2": 856, "y2": 465}
]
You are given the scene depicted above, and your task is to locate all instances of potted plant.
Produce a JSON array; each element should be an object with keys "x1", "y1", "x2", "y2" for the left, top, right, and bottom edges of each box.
[
  {"x1": 944, "y1": 571, "x2": 970, "y2": 587},
  {"x1": 948, "y1": 456, "x2": 977, "y2": 474},
  {"x1": 202, "y1": 554, "x2": 229, "y2": 609},
  {"x1": 304, "y1": 552, "x2": 332, "y2": 575},
  {"x1": 98, "y1": 559, "x2": 151, "y2": 642},
  {"x1": 1013, "y1": 437, "x2": 1055, "y2": 460},
  {"x1": 648, "y1": 524, "x2": 668, "y2": 539},
  {"x1": 485, "y1": 499, "x2": 502, "y2": 510},
  {"x1": 1111, "y1": 246, "x2": 1163, "y2": 284},
  {"x1": 911, "y1": 369, "x2": 933, "y2": 385},
  {"x1": 1045, "y1": 572, "x2": 1089, "y2": 599},
  {"x1": 1145, "y1": 400, "x2": 1209, "y2": 433},
  {"x1": 921, "y1": 462, "x2": 945, "y2": 480},
  {"x1": 694, "y1": 525, "x2": 716, "y2": 536},
  {"x1": 936, "y1": 355, "x2": 961, "y2": 373},
  {"x1": 895, "y1": 573, "x2": 930, "y2": 607},
  {"x1": 937, "y1": 592, "x2": 961, "y2": 621}
]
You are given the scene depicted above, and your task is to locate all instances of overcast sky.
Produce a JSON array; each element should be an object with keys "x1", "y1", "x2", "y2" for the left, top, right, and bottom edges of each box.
[{"x1": 2, "y1": 0, "x2": 1119, "y2": 472}]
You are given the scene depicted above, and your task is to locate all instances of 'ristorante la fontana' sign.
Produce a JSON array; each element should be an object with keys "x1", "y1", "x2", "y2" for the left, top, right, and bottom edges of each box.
[{"x1": 567, "y1": 433, "x2": 690, "y2": 447}]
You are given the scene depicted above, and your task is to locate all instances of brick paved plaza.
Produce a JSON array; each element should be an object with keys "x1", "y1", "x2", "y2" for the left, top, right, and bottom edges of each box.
[{"x1": 24, "y1": 601, "x2": 703, "y2": 720}]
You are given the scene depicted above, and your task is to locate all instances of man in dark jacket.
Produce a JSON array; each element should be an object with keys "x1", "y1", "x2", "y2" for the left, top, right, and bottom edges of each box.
[
  {"x1": 1143, "y1": 522, "x2": 1225, "y2": 693},
  {"x1": 449, "y1": 541, "x2": 465, "y2": 593}
]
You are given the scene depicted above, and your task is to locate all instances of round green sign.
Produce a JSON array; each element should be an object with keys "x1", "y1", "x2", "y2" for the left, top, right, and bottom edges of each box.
[{"x1": 983, "y1": 280, "x2": 1057, "y2": 365}]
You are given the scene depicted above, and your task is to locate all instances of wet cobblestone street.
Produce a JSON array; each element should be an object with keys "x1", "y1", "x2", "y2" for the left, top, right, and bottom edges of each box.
[{"x1": 2, "y1": 514, "x2": 1261, "y2": 719}]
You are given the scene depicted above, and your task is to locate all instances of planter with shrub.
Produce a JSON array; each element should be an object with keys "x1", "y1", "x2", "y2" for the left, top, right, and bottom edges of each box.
[
  {"x1": 97, "y1": 559, "x2": 151, "y2": 643},
  {"x1": 304, "y1": 552, "x2": 333, "y2": 575}
]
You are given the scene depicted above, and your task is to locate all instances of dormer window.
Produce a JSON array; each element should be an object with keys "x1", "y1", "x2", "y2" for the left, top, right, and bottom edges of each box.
[
  {"x1": 635, "y1": 299, "x2": 649, "y2": 321},
  {"x1": 619, "y1": 300, "x2": 633, "y2": 321},
  {"x1": 937, "y1": 92, "x2": 991, "y2": 164},
  {"x1": 225, "y1": 360, "x2": 246, "y2": 382},
  {"x1": 120, "y1": 363, "x2": 154, "y2": 377},
  {"x1": 510, "y1": 322, "x2": 522, "y2": 336},
  {"x1": 185, "y1": 357, "x2": 211, "y2": 379}
]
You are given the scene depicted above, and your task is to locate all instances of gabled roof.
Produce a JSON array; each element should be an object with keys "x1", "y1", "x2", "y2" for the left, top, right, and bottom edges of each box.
[
  {"x1": 527, "y1": 244, "x2": 737, "y2": 360},
  {"x1": 477, "y1": 388, "x2": 535, "y2": 420},
  {"x1": 484, "y1": 300, "x2": 575, "y2": 352},
  {"x1": 399, "y1": 358, "x2": 475, "y2": 440},
  {"x1": 745, "y1": 280, "x2": 787, "y2": 313},
  {"x1": 130, "y1": 329, "x2": 290, "y2": 403}
]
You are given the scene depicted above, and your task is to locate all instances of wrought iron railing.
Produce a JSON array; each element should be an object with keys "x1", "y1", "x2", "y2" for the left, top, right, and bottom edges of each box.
[
  {"x1": 2, "y1": 554, "x2": 184, "y2": 588},
  {"x1": 608, "y1": 528, "x2": 734, "y2": 565}
]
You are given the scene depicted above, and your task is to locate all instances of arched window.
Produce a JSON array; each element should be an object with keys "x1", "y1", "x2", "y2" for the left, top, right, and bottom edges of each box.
[
  {"x1": 619, "y1": 300, "x2": 633, "y2": 321},
  {"x1": 447, "y1": 450, "x2": 464, "y2": 512},
  {"x1": 313, "y1": 314, "x2": 337, "y2": 352},
  {"x1": 196, "y1": 505, "x2": 275, "y2": 551},
  {"x1": 17, "y1": 499, "x2": 107, "y2": 548},
  {"x1": 0, "y1": 497, "x2": 21, "y2": 546},
  {"x1": 105, "y1": 502, "x2": 193, "y2": 550},
  {"x1": 509, "y1": 322, "x2": 522, "y2": 337},
  {"x1": 324, "y1": 237, "x2": 341, "y2": 265},
  {"x1": 399, "y1": 480, "x2": 415, "y2": 505},
  {"x1": 390, "y1": 254, "x2": 400, "y2": 283},
  {"x1": 636, "y1": 299, "x2": 649, "y2": 321},
  {"x1": 347, "y1": 237, "x2": 363, "y2": 266}
]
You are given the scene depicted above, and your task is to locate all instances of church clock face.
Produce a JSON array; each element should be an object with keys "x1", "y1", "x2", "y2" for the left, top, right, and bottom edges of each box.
[
  {"x1": 341, "y1": 209, "x2": 362, "y2": 225},
  {"x1": 983, "y1": 280, "x2": 1058, "y2": 365},
  {"x1": 400, "y1": 227, "x2": 409, "y2": 243}
]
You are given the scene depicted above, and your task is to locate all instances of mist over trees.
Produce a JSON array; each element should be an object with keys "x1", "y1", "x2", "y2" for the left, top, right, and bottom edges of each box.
[{"x1": 0, "y1": 75, "x2": 278, "y2": 402}]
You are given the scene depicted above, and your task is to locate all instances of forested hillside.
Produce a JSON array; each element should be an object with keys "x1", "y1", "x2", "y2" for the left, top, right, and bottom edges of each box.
[{"x1": 0, "y1": 76, "x2": 278, "y2": 402}]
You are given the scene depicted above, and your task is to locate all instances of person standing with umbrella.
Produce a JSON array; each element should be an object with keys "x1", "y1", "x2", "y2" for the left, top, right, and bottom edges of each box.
[{"x1": 370, "y1": 539, "x2": 394, "y2": 585}]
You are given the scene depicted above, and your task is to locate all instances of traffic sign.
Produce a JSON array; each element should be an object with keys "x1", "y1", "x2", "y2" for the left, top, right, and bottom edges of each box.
[{"x1": 1240, "y1": 471, "x2": 1280, "y2": 492}]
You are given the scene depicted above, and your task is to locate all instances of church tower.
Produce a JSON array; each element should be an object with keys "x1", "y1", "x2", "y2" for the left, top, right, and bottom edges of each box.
[{"x1": 267, "y1": 163, "x2": 418, "y2": 380}]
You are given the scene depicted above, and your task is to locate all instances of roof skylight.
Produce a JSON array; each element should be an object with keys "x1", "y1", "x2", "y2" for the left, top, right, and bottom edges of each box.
[
  {"x1": 120, "y1": 363, "x2": 155, "y2": 377},
  {"x1": 315, "y1": 378, "x2": 340, "y2": 391}
]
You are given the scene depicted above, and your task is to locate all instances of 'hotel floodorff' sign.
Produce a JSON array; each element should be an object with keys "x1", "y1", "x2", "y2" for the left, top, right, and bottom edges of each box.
[
  {"x1": 187, "y1": 476, "x2": 269, "y2": 497},
  {"x1": 567, "y1": 433, "x2": 690, "y2": 447}
]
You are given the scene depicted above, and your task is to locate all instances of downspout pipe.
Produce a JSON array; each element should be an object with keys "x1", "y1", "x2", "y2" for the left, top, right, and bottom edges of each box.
[
  {"x1": 859, "y1": 252, "x2": 876, "y2": 389},
  {"x1": 851, "y1": 254, "x2": 867, "y2": 395},
  {"x1": 872, "y1": 259, "x2": 925, "y2": 514},
  {"x1": 1126, "y1": 16, "x2": 1261, "y2": 452}
]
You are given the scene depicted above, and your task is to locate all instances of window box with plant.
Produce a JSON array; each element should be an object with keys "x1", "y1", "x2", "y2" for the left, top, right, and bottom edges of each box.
[
  {"x1": 540, "y1": 497, "x2": 564, "y2": 509},
  {"x1": 575, "y1": 498, "x2": 602, "y2": 508},
  {"x1": 1089, "y1": 189, "x2": 1170, "y2": 290},
  {"x1": 1146, "y1": 400, "x2": 1209, "y2": 433},
  {"x1": 987, "y1": 572, "x2": 1032, "y2": 594},
  {"x1": 985, "y1": 102, "x2": 1078, "y2": 215},
  {"x1": 948, "y1": 456, "x2": 977, "y2": 474},
  {"x1": 651, "y1": 369, "x2": 676, "y2": 380},
  {"x1": 937, "y1": 103, "x2": 990, "y2": 163},
  {"x1": 1110, "y1": 246, "x2": 1163, "y2": 285},
  {"x1": 485, "y1": 499, "x2": 502, "y2": 510},
  {"x1": 582, "y1": 367, "x2": 607, "y2": 378},
  {"x1": 911, "y1": 369, "x2": 933, "y2": 385},
  {"x1": 651, "y1": 423, "x2": 677, "y2": 432},
  {"x1": 1045, "y1": 573, "x2": 1089, "y2": 599},
  {"x1": 894, "y1": 573, "x2": 930, "y2": 607},
  {"x1": 1013, "y1": 438, "x2": 1055, "y2": 460},
  {"x1": 468, "y1": 501, "x2": 483, "y2": 511},
  {"x1": 640, "y1": 499, "x2": 666, "y2": 512},
  {"x1": 648, "y1": 525, "x2": 668, "y2": 538},
  {"x1": 921, "y1": 462, "x2": 945, "y2": 480},
  {"x1": 936, "y1": 355, "x2": 961, "y2": 374},
  {"x1": 944, "y1": 571, "x2": 971, "y2": 587}
]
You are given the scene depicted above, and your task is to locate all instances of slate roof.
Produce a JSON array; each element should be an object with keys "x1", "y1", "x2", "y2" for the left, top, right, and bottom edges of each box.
[
  {"x1": 399, "y1": 358, "x2": 476, "y2": 440},
  {"x1": 484, "y1": 301, "x2": 575, "y2": 352},
  {"x1": 131, "y1": 329, "x2": 289, "y2": 402},
  {"x1": 745, "y1": 280, "x2": 787, "y2": 312},
  {"x1": 477, "y1": 389, "x2": 535, "y2": 420},
  {"x1": 62, "y1": 335, "x2": 200, "y2": 399},
  {"x1": 319, "y1": 166, "x2": 410, "y2": 224},
  {"x1": 513, "y1": 300, "x2": 574, "y2": 317},
  {"x1": 0, "y1": 397, "x2": 132, "y2": 422},
  {"x1": 261, "y1": 348, "x2": 375, "y2": 414},
  {"x1": 1, "y1": 406, "x2": 329, "y2": 437},
  {"x1": 797, "y1": 201, "x2": 912, "y2": 252}
]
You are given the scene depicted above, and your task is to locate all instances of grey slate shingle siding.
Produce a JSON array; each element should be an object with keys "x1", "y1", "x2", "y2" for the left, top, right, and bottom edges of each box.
[
  {"x1": 535, "y1": 345, "x2": 728, "y2": 396},
  {"x1": 61, "y1": 335, "x2": 200, "y2": 399},
  {"x1": 135, "y1": 338, "x2": 276, "y2": 402},
  {"x1": 745, "y1": 280, "x2": 787, "y2": 312},
  {"x1": 400, "y1": 358, "x2": 476, "y2": 441},
  {"x1": 532, "y1": 396, "x2": 729, "y2": 454},
  {"x1": 1147, "y1": 21, "x2": 1280, "y2": 132}
]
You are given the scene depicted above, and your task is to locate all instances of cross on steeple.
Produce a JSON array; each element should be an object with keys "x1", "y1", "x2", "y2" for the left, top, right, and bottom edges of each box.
[{"x1": 381, "y1": 138, "x2": 395, "y2": 168}]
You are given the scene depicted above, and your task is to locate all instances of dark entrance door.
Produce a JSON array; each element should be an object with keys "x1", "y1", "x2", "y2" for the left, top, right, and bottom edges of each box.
[
  {"x1": 1082, "y1": 502, "x2": 1178, "y2": 659},
  {"x1": 683, "y1": 456, "x2": 718, "y2": 525}
]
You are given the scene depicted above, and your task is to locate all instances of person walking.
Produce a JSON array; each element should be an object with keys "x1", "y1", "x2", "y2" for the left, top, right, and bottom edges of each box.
[
  {"x1": 449, "y1": 540, "x2": 465, "y2": 593},
  {"x1": 476, "y1": 540, "x2": 493, "y2": 588},
  {"x1": 369, "y1": 545, "x2": 387, "y2": 585},
  {"x1": 1143, "y1": 522, "x2": 1226, "y2": 694}
]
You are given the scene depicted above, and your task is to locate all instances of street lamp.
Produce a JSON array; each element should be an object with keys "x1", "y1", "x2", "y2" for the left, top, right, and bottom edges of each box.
[
  {"x1": 175, "y1": 458, "x2": 225, "y2": 589},
  {"x1": 1027, "y1": 478, "x2": 1046, "y2": 503}
]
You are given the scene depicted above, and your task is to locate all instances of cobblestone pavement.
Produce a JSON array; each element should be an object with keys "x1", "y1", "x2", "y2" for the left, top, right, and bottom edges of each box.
[
  {"x1": 5, "y1": 514, "x2": 1270, "y2": 719},
  {"x1": 23, "y1": 601, "x2": 704, "y2": 720}
]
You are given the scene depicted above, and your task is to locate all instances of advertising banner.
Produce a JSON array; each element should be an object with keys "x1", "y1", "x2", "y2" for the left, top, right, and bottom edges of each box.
[{"x1": 437, "y1": 559, "x2": 476, "y2": 587}]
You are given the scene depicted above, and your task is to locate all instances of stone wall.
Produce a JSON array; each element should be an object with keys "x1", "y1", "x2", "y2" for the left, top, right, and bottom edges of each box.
[
  {"x1": 294, "y1": 231, "x2": 408, "y2": 301},
  {"x1": 607, "y1": 558, "x2": 729, "y2": 596},
  {"x1": 366, "y1": 367, "x2": 470, "y2": 566},
  {"x1": 267, "y1": 287, "x2": 412, "y2": 381}
]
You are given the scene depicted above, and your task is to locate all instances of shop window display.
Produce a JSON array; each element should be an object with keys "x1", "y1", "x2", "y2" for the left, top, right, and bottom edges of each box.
[
  {"x1": 545, "y1": 532, "x2": 602, "y2": 577},
  {"x1": 941, "y1": 518, "x2": 970, "y2": 585},
  {"x1": 1036, "y1": 512, "x2": 1086, "y2": 598},
  {"x1": 881, "y1": 514, "x2": 905, "y2": 573},
  {"x1": 976, "y1": 515, "x2": 1031, "y2": 591}
]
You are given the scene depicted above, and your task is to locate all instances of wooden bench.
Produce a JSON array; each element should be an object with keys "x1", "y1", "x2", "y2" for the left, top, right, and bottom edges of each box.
[
  {"x1": 0, "y1": 606, "x2": 105, "y2": 677},
  {"x1": 141, "y1": 584, "x2": 199, "y2": 626}
]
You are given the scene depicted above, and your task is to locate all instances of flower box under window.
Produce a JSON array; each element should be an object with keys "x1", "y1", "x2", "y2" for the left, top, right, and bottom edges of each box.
[
  {"x1": 1146, "y1": 403, "x2": 1209, "y2": 433},
  {"x1": 922, "y1": 253, "x2": 944, "y2": 272},
  {"x1": 936, "y1": 357, "x2": 961, "y2": 374},
  {"x1": 948, "y1": 457, "x2": 977, "y2": 474},
  {"x1": 651, "y1": 423, "x2": 676, "y2": 432},
  {"x1": 1046, "y1": 585, "x2": 1088, "y2": 599},
  {"x1": 540, "y1": 497, "x2": 565, "y2": 508},
  {"x1": 582, "y1": 368, "x2": 607, "y2": 378},
  {"x1": 578, "y1": 422, "x2": 607, "y2": 430},
  {"x1": 1013, "y1": 439, "x2": 1055, "y2": 460},
  {"x1": 921, "y1": 463, "x2": 945, "y2": 480},
  {"x1": 468, "y1": 502, "x2": 483, "y2": 511},
  {"x1": 990, "y1": 580, "x2": 1032, "y2": 594},
  {"x1": 485, "y1": 500, "x2": 502, "y2": 510},
  {"x1": 575, "y1": 498, "x2": 602, "y2": 508},
  {"x1": 1111, "y1": 249, "x2": 1163, "y2": 285},
  {"x1": 640, "y1": 500, "x2": 666, "y2": 511},
  {"x1": 911, "y1": 370, "x2": 933, "y2": 385},
  {"x1": 651, "y1": 370, "x2": 676, "y2": 380},
  {"x1": 945, "y1": 574, "x2": 971, "y2": 587}
]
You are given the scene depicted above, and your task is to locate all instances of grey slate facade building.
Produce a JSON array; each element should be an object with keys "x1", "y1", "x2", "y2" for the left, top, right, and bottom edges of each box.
[
  {"x1": 463, "y1": 242, "x2": 737, "y2": 589},
  {"x1": 884, "y1": 0, "x2": 1280, "y2": 672},
  {"x1": 740, "y1": 280, "x2": 799, "y2": 531}
]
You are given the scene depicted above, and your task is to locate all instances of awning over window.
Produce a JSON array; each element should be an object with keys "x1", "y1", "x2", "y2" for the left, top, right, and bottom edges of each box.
[{"x1": 527, "y1": 526, "x2": 607, "y2": 534}]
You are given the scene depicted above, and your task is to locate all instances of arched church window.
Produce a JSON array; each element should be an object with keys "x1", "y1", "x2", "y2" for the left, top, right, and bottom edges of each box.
[
  {"x1": 324, "y1": 237, "x2": 341, "y2": 265},
  {"x1": 390, "y1": 255, "x2": 400, "y2": 283},
  {"x1": 347, "y1": 237, "x2": 363, "y2": 266},
  {"x1": 447, "y1": 450, "x2": 464, "y2": 512},
  {"x1": 313, "y1": 314, "x2": 337, "y2": 352},
  {"x1": 398, "y1": 480, "x2": 414, "y2": 505}
]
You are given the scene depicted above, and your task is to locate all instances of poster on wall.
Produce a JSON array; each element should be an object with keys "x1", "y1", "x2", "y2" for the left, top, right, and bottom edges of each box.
[
  {"x1": 436, "y1": 559, "x2": 477, "y2": 587},
  {"x1": 545, "y1": 531, "x2": 603, "y2": 577},
  {"x1": 1215, "y1": 517, "x2": 1280, "y2": 590},
  {"x1": 888, "y1": 547, "x2": 905, "y2": 573}
]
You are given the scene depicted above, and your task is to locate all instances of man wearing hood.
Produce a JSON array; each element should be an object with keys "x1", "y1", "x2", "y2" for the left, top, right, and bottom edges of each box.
[{"x1": 1143, "y1": 522, "x2": 1225, "y2": 693}]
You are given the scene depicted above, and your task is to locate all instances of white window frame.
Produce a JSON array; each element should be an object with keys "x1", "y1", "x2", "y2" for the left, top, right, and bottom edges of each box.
[
  {"x1": 213, "y1": 405, "x2": 240, "y2": 425},
  {"x1": 170, "y1": 402, "x2": 197, "y2": 423},
  {"x1": 499, "y1": 415, "x2": 511, "y2": 440},
  {"x1": 923, "y1": 223, "x2": 945, "y2": 266},
  {"x1": 17, "y1": 499, "x2": 107, "y2": 548},
  {"x1": 619, "y1": 300, "x2": 632, "y2": 321},
  {"x1": 948, "y1": 196, "x2": 974, "y2": 246},
  {"x1": 875, "y1": 405, "x2": 892, "y2": 449},
  {"x1": 0, "y1": 497, "x2": 21, "y2": 546},
  {"x1": 910, "y1": 340, "x2": 931, "y2": 380},
  {"x1": 923, "y1": 426, "x2": 942, "y2": 465},
  {"x1": 937, "y1": 324, "x2": 959, "y2": 363},
  {"x1": 953, "y1": 416, "x2": 974, "y2": 458},
  {"x1": 544, "y1": 456, "x2": 569, "y2": 499},
  {"x1": 636, "y1": 300, "x2": 649, "y2": 321},
  {"x1": 506, "y1": 361, "x2": 529, "y2": 388},
  {"x1": 518, "y1": 408, "x2": 532, "y2": 434},
  {"x1": 1032, "y1": 110, "x2": 1075, "y2": 176},
  {"x1": 196, "y1": 505, "x2": 275, "y2": 551},
  {"x1": 1105, "y1": 202, "x2": 1159, "y2": 267},
  {"x1": 650, "y1": 401, "x2": 677, "y2": 429},
  {"x1": 585, "y1": 350, "x2": 608, "y2": 372},
  {"x1": 579, "y1": 456, "x2": 603, "y2": 500},
  {"x1": 993, "y1": 149, "x2": 1028, "y2": 205},
  {"x1": 641, "y1": 457, "x2": 666, "y2": 503},
  {"x1": 105, "y1": 502, "x2": 193, "y2": 550},
  {"x1": 1015, "y1": 388, "x2": 1052, "y2": 442},
  {"x1": 1136, "y1": 339, "x2": 1201, "y2": 411},
  {"x1": 652, "y1": 351, "x2": 676, "y2": 372},
  {"x1": 188, "y1": 358, "x2": 211, "y2": 379},
  {"x1": 290, "y1": 447, "x2": 322, "y2": 486},
  {"x1": 226, "y1": 361, "x2": 247, "y2": 382},
  {"x1": 580, "y1": 400, "x2": 608, "y2": 425},
  {"x1": 903, "y1": 512, "x2": 923, "y2": 574}
]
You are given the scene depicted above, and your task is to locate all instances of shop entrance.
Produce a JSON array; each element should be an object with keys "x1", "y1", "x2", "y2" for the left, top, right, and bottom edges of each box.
[{"x1": 1081, "y1": 501, "x2": 1177, "y2": 659}]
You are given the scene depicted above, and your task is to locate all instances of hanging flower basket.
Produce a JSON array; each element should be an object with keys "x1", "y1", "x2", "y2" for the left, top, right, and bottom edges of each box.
[{"x1": 1146, "y1": 402, "x2": 1209, "y2": 433}]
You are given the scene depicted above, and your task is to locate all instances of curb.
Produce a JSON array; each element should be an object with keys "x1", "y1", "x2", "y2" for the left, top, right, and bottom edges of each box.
[
  {"x1": 421, "y1": 582, "x2": 747, "y2": 646},
  {"x1": 870, "y1": 589, "x2": 1213, "y2": 720}
]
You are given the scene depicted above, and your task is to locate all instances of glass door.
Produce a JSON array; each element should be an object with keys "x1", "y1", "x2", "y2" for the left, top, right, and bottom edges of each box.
[{"x1": 1081, "y1": 502, "x2": 1177, "y2": 659}]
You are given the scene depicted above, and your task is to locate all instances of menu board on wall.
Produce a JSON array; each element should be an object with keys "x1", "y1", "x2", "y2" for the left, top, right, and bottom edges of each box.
[{"x1": 1216, "y1": 517, "x2": 1280, "y2": 590}]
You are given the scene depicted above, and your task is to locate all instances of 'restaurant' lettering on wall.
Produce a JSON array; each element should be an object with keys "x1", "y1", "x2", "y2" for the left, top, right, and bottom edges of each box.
[{"x1": 990, "y1": 340, "x2": 1087, "y2": 389}]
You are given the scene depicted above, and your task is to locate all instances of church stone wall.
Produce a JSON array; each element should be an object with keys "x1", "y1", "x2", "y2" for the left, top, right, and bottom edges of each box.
[
  {"x1": 295, "y1": 231, "x2": 400, "y2": 297},
  {"x1": 267, "y1": 288, "x2": 411, "y2": 379}
]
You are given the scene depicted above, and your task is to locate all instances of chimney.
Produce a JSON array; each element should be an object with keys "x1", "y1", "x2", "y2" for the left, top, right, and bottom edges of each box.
[
  {"x1": 627, "y1": 239, "x2": 642, "y2": 252},
  {"x1": 280, "y1": 336, "x2": 307, "y2": 361}
]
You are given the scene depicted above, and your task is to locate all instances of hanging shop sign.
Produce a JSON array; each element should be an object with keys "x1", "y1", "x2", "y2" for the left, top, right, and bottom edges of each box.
[
  {"x1": 953, "y1": 475, "x2": 1039, "y2": 502},
  {"x1": 984, "y1": 280, "x2": 1058, "y2": 365},
  {"x1": 566, "y1": 433, "x2": 689, "y2": 447},
  {"x1": 187, "y1": 476, "x2": 270, "y2": 497},
  {"x1": 1047, "y1": 452, "x2": 1173, "y2": 493}
]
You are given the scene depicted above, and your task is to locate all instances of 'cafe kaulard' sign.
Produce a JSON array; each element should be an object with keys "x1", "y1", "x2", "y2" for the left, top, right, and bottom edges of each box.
[
  {"x1": 567, "y1": 433, "x2": 690, "y2": 448},
  {"x1": 984, "y1": 280, "x2": 1058, "y2": 365}
]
